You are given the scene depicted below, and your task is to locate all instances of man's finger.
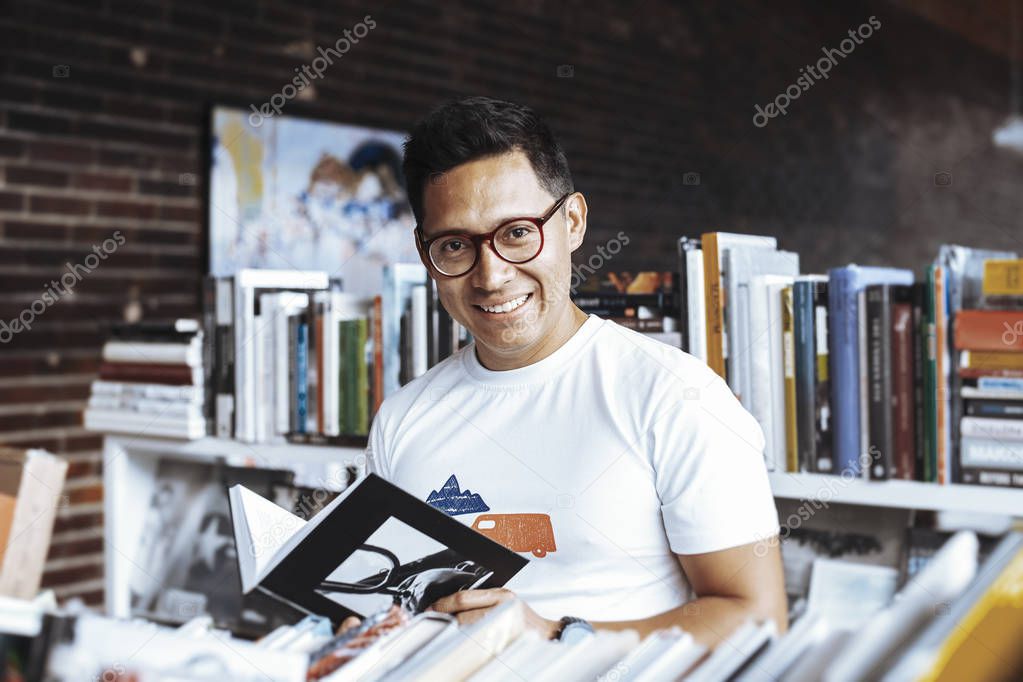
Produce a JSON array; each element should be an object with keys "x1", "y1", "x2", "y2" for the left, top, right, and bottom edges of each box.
[
  {"x1": 429, "y1": 588, "x2": 511, "y2": 614},
  {"x1": 335, "y1": 615, "x2": 361, "y2": 635},
  {"x1": 453, "y1": 606, "x2": 493, "y2": 627}
]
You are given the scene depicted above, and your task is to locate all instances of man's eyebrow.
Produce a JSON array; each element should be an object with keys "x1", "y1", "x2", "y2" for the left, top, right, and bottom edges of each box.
[{"x1": 423, "y1": 210, "x2": 527, "y2": 238}]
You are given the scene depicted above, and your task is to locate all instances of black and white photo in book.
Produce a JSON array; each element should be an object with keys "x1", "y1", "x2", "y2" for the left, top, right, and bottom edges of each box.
[
  {"x1": 316, "y1": 516, "x2": 494, "y2": 615},
  {"x1": 130, "y1": 459, "x2": 302, "y2": 635}
]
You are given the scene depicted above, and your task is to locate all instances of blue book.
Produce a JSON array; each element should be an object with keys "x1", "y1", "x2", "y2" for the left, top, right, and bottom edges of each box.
[
  {"x1": 828, "y1": 265, "x2": 914, "y2": 475},
  {"x1": 296, "y1": 320, "x2": 309, "y2": 434}
]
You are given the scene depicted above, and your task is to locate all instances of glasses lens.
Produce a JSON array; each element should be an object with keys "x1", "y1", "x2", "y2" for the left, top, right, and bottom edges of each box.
[
  {"x1": 493, "y1": 221, "x2": 542, "y2": 263},
  {"x1": 429, "y1": 235, "x2": 476, "y2": 276}
]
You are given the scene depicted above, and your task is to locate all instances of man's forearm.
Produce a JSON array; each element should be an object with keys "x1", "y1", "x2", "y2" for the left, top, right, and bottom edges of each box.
[{"x1": 591, "y1": 595, "x2": 787, "y2": 647}]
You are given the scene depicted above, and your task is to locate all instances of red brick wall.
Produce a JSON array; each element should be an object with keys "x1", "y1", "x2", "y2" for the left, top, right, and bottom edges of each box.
[{"x1": 1, "y1": 0, "x2": 1021, "y2": 604}]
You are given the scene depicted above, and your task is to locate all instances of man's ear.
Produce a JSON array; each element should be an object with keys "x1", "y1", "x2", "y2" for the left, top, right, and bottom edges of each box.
[{"x1": 565, "y1": 192, "x2": 588, "y2": 253}]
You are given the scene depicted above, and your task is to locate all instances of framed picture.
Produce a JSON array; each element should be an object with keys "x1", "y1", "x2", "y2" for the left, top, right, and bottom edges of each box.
[{"x1": 207, "y1": 105, "x2": 419, "y2": 295}]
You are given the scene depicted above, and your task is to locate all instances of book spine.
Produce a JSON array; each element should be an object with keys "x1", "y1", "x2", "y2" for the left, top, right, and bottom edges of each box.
[
  {"x1": 960, "y1": 351, "x2": 1023, "y2": 371},
  {"x1": 934, "y1": 266, "x2": 950, "y2": 484},
  {"x1": 911, "y1": 283, "x2": 926, "y2": 481},
  {"x1": 686, "y1": 249, "x2": 707, "y2": 362},
  {"x1": 866, "y1": 285, "x2": 893, "y2": 480},
  {"x1": 411, "y1": 285, "x2": 428, "y2": 379},
  {"x1": 977, "y1": 377, "x2": 1023, "y2": 391},
  {"x1": 858, "y1": 289, "x2": 870, "y2": 478},
  {"x1": 426, "y1": 276, "x2": 438, "y2": 368},
  {"x1": 782, "y1": 286, "x2": 799, "y2": 472},
  {"x1": 372, "y1": 295, "x2": 384, "y2": 417},
  {"x1": 960, "y1": 417, "x2": 1023, "y2": 440},
  {"x1": 607, "y1": 317, "x2": 666, "y2": 332},
  {"x1": 794, "y1": 281, "x2": 816, "y2": 472},
  {"x1": 677, "y1": 238, "x2": 691, "y2": 353},
  {"x1": 316, "y1": 310, "x2": 325, "y2": 436},
  {"x1": 295, "y1": 316, "x2": 308, "y2": 434},
  {"x1": 812, "y1": 282, "x2": 833, "y2": 473},
  {"x1": 215, "y1": 277, "x2": 235, "y2": 439},
  {"x1": 828, "y1": 269, "x2": 860, "y2": 475},
  {"x1": 960, "y1": 467, "x2": 1023, "y2": 488},
  {"x1": 339, "y1": 319, "x2": 350, "y2": 435},
  {"x1": 891, "y1": 294, "x2": 915, "y2": 480},
  {"x1": 573, "y1": 293, "x2": 668, "y2": 308},
  {"x1": 953, "y1": 310, "x2": 1023, "y2": 351},
  {"x1": 357, "y1": 317, "x2": 369, "y2": 435},
  {"x1": 923, "y1": 266, "x2": 938, "y2": 482},
  {"x1": 982, "y1": 259, "x2": 1023, "y2": 296},
  {"x1": 965, "y1": 399, "x2": 1023, "y2": 417},
  {"x1": 202, "y1": 277, "x2": 216, "y2": 436},
  {"x1": 701, "y1": 233, "x2": 727, "y2": 378}
]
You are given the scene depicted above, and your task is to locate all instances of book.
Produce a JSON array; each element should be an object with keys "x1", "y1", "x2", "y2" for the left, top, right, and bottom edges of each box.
[
  {"x1": 382, "y1": 264, "x2": 427, "y2": 397},
  {"x1": 97, "y1": 361, "x2": 201, "y2": 386},
  {"x1": 228, "y1": 473, "x2": 527, "y2": 622},
  {"x1": 982, "y1": 258, "x2": 1023, "y2": 296},
  {"x1": 959, "y1": 416, "x2": 1023, "y2": 441},
  {"x1": 828, "y1": 265, "x2": 914, "y2": 476},
  {"x1": 680, "y1": 239, "x2": 707, "y2": 362},
  {"x1": 748, "y1": 274, "x2": 794, "y2": 470},
  {"x1": 701, "y1": 232, "x2": 778, "y2": 379},
  {"x1": 890, "y1": 286, "x2": 916, "y2": 480},
  {"x1": 102, "y1": 339, "x2": 202, "y2": 366},
  {"x1": 965, "y1": 398, "x2": 1023, "y2": 417},
  {"x1": 960, "y1": 350, "x2": 1023, "y2": 370},
  {"x1": 726, "y1": 247, "x2": 800, "y2": 408},
  {"x1": 781, "y1": 285, "x2": 798, "y2": 471},
  {"x1": 866, "y1": 284, "x2": 895, "y2": 480},
  {"x1": 954, "y1": 309, "x2": 1023, "y2": 351},
  {"x1": 793, "y1": 276, "x2": 833, "y2": 473}
]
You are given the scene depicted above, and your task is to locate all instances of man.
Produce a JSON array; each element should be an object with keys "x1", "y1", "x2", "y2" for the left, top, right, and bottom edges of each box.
[{"x1": 366, "y1": 96, "x2": 786, "y2": 645}]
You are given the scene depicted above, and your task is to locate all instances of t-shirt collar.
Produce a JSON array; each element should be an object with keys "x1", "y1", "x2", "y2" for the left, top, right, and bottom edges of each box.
[{"x1": 462, "y1": 314, "x2": 604, "y2": 387}]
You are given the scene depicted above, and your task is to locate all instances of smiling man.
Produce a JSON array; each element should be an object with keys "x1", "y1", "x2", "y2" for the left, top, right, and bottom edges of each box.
[{"x1": 365, "y1": 96, "x2": 787, "y2": 645}]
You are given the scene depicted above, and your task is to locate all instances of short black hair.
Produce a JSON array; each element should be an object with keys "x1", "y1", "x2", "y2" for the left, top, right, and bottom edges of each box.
[{"x1": 402, "y1": 96, "x2": 574, "y2": 226}]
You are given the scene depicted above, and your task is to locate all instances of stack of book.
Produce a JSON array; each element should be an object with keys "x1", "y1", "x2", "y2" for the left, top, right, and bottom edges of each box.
[
  {"x1": 681, "y1": 233, "x2": 1022, "y2": 486},
  {"x1": 572, "y1": 270, "x2": 681, "y2": 346},
  {"x1": 953, "y1": 259, "x2": 1023, "y2": 489},
  {"x1": 207, "y1": 266, "x2": 467, "y2": 444},
  {"x1": 83, "y1": 319, "x2": 207, "y2": 439}
]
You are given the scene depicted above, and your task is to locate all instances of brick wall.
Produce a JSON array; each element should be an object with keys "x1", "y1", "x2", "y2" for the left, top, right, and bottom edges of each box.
[{"x1": 1, "y1": 0, "x2": 1021, "y2": 604}]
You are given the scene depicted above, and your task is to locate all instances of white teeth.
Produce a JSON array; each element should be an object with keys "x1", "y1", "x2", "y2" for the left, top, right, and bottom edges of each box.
[{"x1": 480, "y1": 295, "x2": 529, "y2": 314}]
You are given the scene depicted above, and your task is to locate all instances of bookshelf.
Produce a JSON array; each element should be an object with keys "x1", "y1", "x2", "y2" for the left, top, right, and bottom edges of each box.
[
  {"x1": 101, "y1": 434, "x2": 365, "y2": 619},
  {"x1": 769, "y1": 471, "x2": 1023, "y2": 517}
]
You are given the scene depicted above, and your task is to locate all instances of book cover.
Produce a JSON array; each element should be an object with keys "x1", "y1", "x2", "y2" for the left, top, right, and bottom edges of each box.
[
  {"x1": 812, "y1": 280, "x2": 833, "y2": 473},
  {"x1": 684, "y1": 245, "x2": 706, "y2": 362},
  {"x1": 676, "y1": 237, "x2": 699, "y2": 354},
  {"x1": 954, "y1": 310, "x2": 1023, "y2": 351},
  {"x1": 982, "y1": 259, "x2": 1023, "y2": 296},
  {"x1": 912, "y1": 283, "x2": 926, "y2": 482},
  {"x1": 229, "y1": 474, "x2": 527, "y2": 623},
  {"x1": 793, "y1": 279, "x2": 817, "y2": 473},
  {"x1": 866, "y1": 284, "x2": 895, "y2": 480},
  {"x1": 827, "y1": 265, "x2": 914, "y2": 476},
  {"x1": 748, "y1": 274, "x2": 794, "y2": 471}
]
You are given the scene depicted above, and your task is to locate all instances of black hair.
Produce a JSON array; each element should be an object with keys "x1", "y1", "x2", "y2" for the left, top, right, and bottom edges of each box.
[{"x1": 402, "y1": 96, "x2": 574, "y2": 226}]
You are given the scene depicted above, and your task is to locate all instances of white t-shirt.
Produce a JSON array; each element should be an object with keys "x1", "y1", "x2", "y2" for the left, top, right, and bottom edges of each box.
[{"x1": 367, "y1": 314, "x2": 780, "y2": 621}]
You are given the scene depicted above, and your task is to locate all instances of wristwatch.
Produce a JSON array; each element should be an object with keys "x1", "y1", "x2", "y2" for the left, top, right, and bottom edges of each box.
[{"x1": 555, "y1": 616, "x2": 595, "y2": 644}]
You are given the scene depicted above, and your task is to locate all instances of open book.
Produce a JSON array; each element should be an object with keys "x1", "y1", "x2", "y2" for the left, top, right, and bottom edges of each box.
[{"x1": 228, "y1": 473, "x2": 528, "y2": 622}]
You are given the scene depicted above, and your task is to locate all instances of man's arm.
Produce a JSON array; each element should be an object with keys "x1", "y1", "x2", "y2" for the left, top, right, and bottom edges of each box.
[
  {"x1": 592, "y1": 538, "x2": 788, "y2": 645},
  {"x1": 430, "y1": 537, "x2": 788, "y2": 647}
]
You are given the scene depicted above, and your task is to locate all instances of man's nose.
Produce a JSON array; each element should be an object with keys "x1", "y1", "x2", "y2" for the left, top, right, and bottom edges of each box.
[{"x1": 471, "y1": 239, "x2": 515, "y2": 289}]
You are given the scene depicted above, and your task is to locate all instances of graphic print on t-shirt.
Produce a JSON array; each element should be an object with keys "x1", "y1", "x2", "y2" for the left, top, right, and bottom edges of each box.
[
  {"x1": 425, "y1": 474, "x2": 490, "y2": 516},
  {"x1": 471, "y1": 514, "x2": 557, "y2": 558}
]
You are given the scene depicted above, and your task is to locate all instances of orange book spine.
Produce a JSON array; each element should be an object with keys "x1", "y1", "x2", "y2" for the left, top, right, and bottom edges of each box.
[
  {"x1": 954, "y1": 309, "x2": 1023, "y2": 351},
  {"x1": 701, "y1": 232, "x2": 726, "y2": 377}
]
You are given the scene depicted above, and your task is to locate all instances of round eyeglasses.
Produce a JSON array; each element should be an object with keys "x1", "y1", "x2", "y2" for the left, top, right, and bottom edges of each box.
[{"x1": 415, "y1": 193, "x2": 571, "y2": 277}]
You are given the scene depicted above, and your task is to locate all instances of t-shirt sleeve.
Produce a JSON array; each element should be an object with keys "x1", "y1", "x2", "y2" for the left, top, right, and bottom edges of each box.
[
  {"x1": 366, "y1": 407, "x2": 391, "y2": 480},
  {"x1": 651, "y1": 370, "x2": 780, "y2": 555}
]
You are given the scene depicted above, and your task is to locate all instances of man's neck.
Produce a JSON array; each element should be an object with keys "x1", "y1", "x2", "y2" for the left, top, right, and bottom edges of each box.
[{"x1": 474, "y1": 306, "x2": 589, "y2": 371}]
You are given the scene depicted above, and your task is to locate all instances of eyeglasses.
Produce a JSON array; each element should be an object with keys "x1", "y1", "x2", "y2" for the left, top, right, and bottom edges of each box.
[{"x1": 415, "y1": 193, "x2": 571, "y2": 278}]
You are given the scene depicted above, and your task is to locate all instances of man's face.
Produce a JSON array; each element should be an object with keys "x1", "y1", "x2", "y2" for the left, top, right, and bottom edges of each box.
[{"x1": 418, "y1": 151, "x2": 587, "y2": 369}]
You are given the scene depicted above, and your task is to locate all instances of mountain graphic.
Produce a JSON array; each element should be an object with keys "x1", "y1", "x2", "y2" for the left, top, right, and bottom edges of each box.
[{"x1": 426, "y1": 475, "x2": 490, "y2": 516}]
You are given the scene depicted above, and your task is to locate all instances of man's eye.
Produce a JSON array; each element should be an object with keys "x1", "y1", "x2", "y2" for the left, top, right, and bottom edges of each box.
[{"x1": 441, "y1": 239, "x2": 467, "y2": 253}]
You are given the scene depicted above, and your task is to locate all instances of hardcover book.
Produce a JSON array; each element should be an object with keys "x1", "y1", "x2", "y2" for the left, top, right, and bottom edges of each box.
[{"x1": 229, "y1": 474, "x2": 527, "y2": 623}]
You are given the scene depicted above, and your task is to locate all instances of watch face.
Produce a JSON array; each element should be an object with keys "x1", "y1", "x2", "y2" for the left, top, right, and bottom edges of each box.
[{"x1": 559, "y1": 620, "x2": 595, "y2": 644}]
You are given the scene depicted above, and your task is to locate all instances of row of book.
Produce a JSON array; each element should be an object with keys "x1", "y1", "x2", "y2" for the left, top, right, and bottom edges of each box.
[
  {"x1": 680, "y1": 234, "x2": 1023, "y2": 486},
  {"x1": 12, "y1": 530, "x2": 1021, "y2": 680},
  {"x1": 570, "y1": 270, "x2": 682, "y2": 346},
  {"x1": 202, "y1": 266, "x2": 466, "y2": 443},
  {"x1": 83, "y1": 319, "x2": 207, "y2": 439}
]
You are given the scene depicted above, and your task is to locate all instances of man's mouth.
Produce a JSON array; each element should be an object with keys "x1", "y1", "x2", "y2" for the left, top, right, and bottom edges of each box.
[{"x1": 474, "y1": 293, "x2": 532, "y2": 314}]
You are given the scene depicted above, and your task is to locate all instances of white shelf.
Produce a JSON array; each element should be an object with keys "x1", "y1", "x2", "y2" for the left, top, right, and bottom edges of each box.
[
  {"x1": 769, "y1": 471, "x2": 1023, "y2": 517},
  {"x1": 106, "y1": 434, "x2": 366, "y2": 469}
]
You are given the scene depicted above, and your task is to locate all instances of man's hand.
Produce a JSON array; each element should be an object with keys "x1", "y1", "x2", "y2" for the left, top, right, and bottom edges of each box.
[{"x1": 429, "y1": 588, "x2": 560, "y2": 639}]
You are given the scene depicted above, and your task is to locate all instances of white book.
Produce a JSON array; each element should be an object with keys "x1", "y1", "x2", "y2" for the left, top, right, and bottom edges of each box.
[
  {"x1": 234, "y1": 270, "x2": 329, "y2": 442},
  {"x1": 90, "y1": 380, "x2": 201, "y2": 402},
  {"x1": 537, "y1": 630, "x2": 640, "y2": 682},
  {"x1": 83, "y1": 408, "x2": 206, "y2": 439},
  {"x1": 465, "y1": 630, "x2": 544, "y2": 682},
  {"x1": 411, "y1": 284, "x2": 429, "y2": 379},
  {"x1": 328, "y1": 612, "x2": 457, "y2": 682},
  {"x1": 960, "y1": 384, "x2": 1023, "y2": 401},
  {"x1": 749, "y1": 274, "x2": 795, "y2": 470},
  {"x1": 388, "y1": 598, "x2": 526, "y2": 681},
  {"x1": 686, "y1": 248, "x2": 707, "y2": 362},
  {"x1": 322, "y1": 293, "x2": 374, "y2": 436},
  {"x1": 252, "y1": 313, "x2": 270, "y2": 443},
  {"x1": 734, "y1": 612, "x2": 829, "y2": 682},
  {"x1": 102, "y1": 339, "x2": 202, "y2": 366},
  {"x1": 631, "y1": 629, "x2": 706, "y2": 681},
  {"x1": 823, "y1": 531, "x2": 979, "y2": 681},
  {"x1": 726, "y1": 248, "x2": 800, "y2": 408},
  {"x1": 87, "y1": 395, "x2": 203, "y2": 419},
  {"x1": 960, "y1": 417, "x2": 1023, "y2": 441},
  {"x1": 686, "y1": 619, "x2": 775, "y2": 682},
  {"x1": 960, "y1": 436, "x2": 1023, "y2": 468},
  {"x1": 229, "y1": 486, "x2": 309, "y2": 593}
]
